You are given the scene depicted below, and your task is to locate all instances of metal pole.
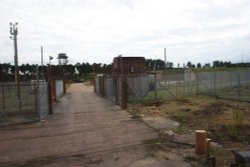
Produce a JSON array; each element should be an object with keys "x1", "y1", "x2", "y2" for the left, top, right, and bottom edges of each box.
[
  {"x1": 164, "y1": 48, "x2": 167, "y2": 69},
  {"x1": 41, "y1": 46, "x2": 44, "y2": 79},
  {"x1": 1, "y1": 68, "x2": 5, "y2": 113},
  {"x1": 154, "y1": 73, "x2": 157, "y2": 100},
  {"x1": 48, "y1": 82, "x2": 53, "y2": 114},
  {"x1": 10, "y1": 22, "x2": 21, "y2": 112},
  {"x1": 213, "y1": 69, "x2": 216, "y2": 96},
  {"x1": 237, "y1": 74, "x2": 241, "y2": 100},
  {"x1": 121, "y1": 75, "x2": 127, "y2": 109},
  {"x1": 36, "y1": 65, "x2": 39, "y2": 81},
  {"x1": 196, "y1": 73, "x2": 199, "y2": 95}
]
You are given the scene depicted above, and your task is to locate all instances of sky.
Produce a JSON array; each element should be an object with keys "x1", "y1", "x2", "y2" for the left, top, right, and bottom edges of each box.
[{"x1": 0, "y1": 0, "x2": 250, "y2": 66}]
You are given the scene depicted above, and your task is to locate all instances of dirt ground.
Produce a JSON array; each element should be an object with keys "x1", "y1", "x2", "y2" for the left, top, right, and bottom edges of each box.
[{"x1": 128, "y1": 95, "x2": 250, "y2": 166}]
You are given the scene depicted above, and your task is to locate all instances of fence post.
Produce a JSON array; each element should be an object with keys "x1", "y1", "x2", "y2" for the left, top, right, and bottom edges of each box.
[
  {"x1": 63, "y1": 80, "x2": 66, "y2": 93},
  {"x1": 188, "y1": 70, "x2": 190, "y2": 95},
  {"x1": 35, "y1": 82, "x2": 41, "y2": 120},
  {"x1": 93, "y1": 77, "x2": 96, "y2": 92},
  {"x1": 100, "y1": 76, "x2": 105, "y2": 97},
  {"x1": 213, "y1": 71, "x2": 216, "y2": 96},
  {"x1": 114, "y1": 76, "x2": 118, "y2": 104},
  {"x1": 1, "y1": 68, "x2": 5, "y2": 113},
  {"x1": 230, "y1": 71, "x2": 233, "y2": 90},
  {"x1": 176, "y1": 80, "x2": 178, "y2": 97},
  {"x1": 48, "y1": 82, "x2": 53, "y2": 114},
  {"x1": 1, "y1": 85, "x2": 5, "y2": 113},
  {"x1": 195, "y1": 73, "x2": 198, "y2": 95},
  {"x1": 237, "y1": 75, "x2": 241, "y2": 100},
  {"x1": 154, "y1": 73, "x2": 157, "y2": 100},
  {"x1": 121, "y1": 75, "x2": 128, "y2": 109},
  {"x1": 52, "y1": 80, "x2": 56, "y2": 103}
]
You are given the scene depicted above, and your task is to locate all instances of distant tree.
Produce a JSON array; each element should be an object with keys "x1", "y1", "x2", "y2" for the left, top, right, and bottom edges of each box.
[
  {"x1": 145, "y1": 59, "x2": 166, "y2": 70},
  {"x1": 19, "y1": 64, "x2": 27, "y2": 75},
  {"x1": 213, "y1": 60, "x2": 234, "y2": 68},
  {"x1": 203, "y1": 63, "x2": 211, "y2": 68},
  {"x1": 64, "y1": 64, "x2": 75, "y2": 76},
  {"x1": 145, "y1": 59, "x2": 153, "y2": 70},
  {"x1": 167, "y1": 62, "x2": 174, "y2": 69},
  {"x1": 50, "y1": 65, "x2": 60, "y2": 77},
  {"x1": 224, "y1": 61, "x2": 232, "y2": 68},
  {"x1": 102, "y1": 64, "x2": 112, "y2": 73},
  {"x1": 92, "y1": 63, "x2": 102, "y2": 73},
  {"x1": 213, "y1": 60, "x2": 220, "y2": 67},
  {"x1": 197, "y1": 63, "x2": 201, "y2": 68},
  {"x1": 0, "y1": 63, "x2": 14, "y2": 81},
  {"x1": 187, "y1": 61, "x2": 194, "y2": 68},
  {"x1": 155, "y1": 59, "x2": 165, "y2": 69}
]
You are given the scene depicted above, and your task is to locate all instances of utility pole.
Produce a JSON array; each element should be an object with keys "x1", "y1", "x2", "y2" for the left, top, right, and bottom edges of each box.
[
  {"x1": 10, "y1": 22, "x2": 21, "y2": 111},
  {"x1": 41, "y1": 46, "x2": 44, "y2": 79},
  {"x1": 164, "y1": 48, "x2": 167, "y2": 69}
]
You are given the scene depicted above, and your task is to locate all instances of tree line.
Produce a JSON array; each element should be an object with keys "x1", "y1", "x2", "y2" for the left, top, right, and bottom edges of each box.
[
  {"x1": 0, "y1": 60, "x2": 249, "y2": 81},
  {"x1": 186, "y1": 61, "x2": 250, "y2": 68},
  {"x1": 0, "y1": 62, "x2": 112, "y2": 81}
]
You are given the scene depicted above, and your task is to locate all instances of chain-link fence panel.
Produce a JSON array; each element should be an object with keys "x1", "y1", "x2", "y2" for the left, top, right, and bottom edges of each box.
[
  {"x1": 37, "y1": 82, "x2": 49, "y2": 119},
  {"x1": 0, "y1": 82, "x2": 50, "y2": 125},
  {"x1": 127, "y1": 74, "x2": 149, "y2": 101},
  {"x1": 150, "y1": 68, "x2": 250, "y2": 102},
  {"x1": 0, "y1": 83, "x2": 37, "y2": 125}
]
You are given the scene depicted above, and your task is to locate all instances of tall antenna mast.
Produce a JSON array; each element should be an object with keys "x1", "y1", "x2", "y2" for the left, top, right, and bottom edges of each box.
[{"x1": 41, "y1": 46, "x2": 44, "y2": 66}]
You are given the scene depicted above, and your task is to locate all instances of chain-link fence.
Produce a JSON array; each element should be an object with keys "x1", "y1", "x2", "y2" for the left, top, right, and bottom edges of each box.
[
  {"x1": 145, "y1": 68, "x2": 250, "y2": 102},
  {"x1": 95, "y1": 74, "x2": 124, "y2": 107},
  {"x1": 0, "y1": 82, "x2": 50, "y2": 125},
  {"x1": 197, "y1": 69, "x2": 250, "y2": 101},
  {"x1": 95, "y1": 74, "x2": 146, "y2": 108},
  {"x1": 94, "y1": 68, "x2": 250, "y2": 109}
]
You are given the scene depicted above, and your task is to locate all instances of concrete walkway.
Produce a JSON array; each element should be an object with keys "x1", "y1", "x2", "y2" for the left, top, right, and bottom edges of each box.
[
  {"x1": 0, "y1": 83, "x2": 158, "y2": 167},
  {"x1": 0, "y1": 83, "x2": 191, "y2": 167}
]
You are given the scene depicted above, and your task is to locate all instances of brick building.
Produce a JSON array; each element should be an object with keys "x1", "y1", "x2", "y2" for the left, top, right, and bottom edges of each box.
[{"x1": 112, "y1": 56, "x2": 146, "y2": 75}]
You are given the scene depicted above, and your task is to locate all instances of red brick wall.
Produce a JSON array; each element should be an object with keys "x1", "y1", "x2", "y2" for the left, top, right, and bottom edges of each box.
[{"x1": 112, "y1": 57, "x2": 145, "y2": 75}]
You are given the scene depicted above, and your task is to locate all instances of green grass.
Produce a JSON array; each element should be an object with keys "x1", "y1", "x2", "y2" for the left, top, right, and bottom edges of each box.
[
  {"x1": 81, "y1": 73, "x2": 96, "y2": 82},
  {"x1": 142, "y1": 85, "x2": 197, "y2": 101}
]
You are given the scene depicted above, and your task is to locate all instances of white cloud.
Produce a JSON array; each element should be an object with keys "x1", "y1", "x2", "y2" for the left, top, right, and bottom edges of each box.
[{"x1": 0, "y1": 0, "x2": 250, "y2": 66}]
